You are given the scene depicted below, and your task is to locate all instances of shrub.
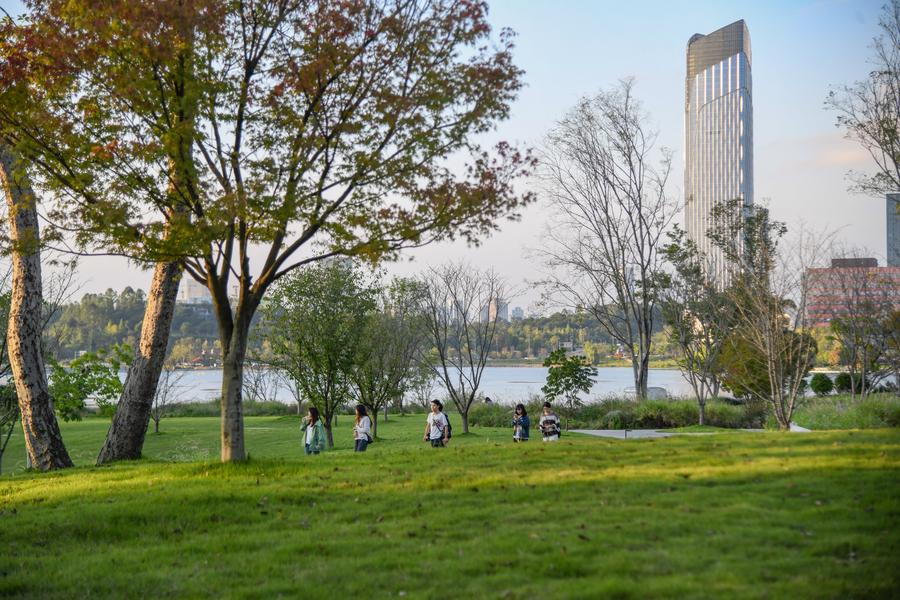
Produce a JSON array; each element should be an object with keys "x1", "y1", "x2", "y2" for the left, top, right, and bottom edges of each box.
[
  {"x1": 634, "y1": 400, "x2": 698, "y2": 428},
  {"x1": 600, "y1": 410, "x2": 631, "y2": 429},
  {"x1": 833, "y1": 373, "x2": 852, "y2": 393},
  {"x1": 832, "y1": 373, "x2": 869, "y2": 394},
  {"x1": 571, "y1": 398, "x2": 636, "y2": 430},
  {"x1": 166, "y1": 399, "x2": 296, "y2": 418},
  {"x1": 789, "y1": 394, "x2": 900, "y2": 429},
  {"x1": 467, "y1": 402, "x2": 514, "y2": 428},
  {"x1": 704, "y1": 401, "x2": 747, "y2": 428},
  {"x1": 810, "y1": 373, "x2": 834, "y2": 397}
]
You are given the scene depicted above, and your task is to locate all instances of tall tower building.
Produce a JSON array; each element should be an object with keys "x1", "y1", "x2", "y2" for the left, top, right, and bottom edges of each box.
[
  {"x1": 684, "y1": 20, "x2": 753, "y2": 283},
  {"x1": 888, "y1": 193, "x2": 900, "y2": 267}
]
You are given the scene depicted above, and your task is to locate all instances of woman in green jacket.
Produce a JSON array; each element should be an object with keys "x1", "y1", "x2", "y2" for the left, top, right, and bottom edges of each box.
[{"x1": 301, "y1": 406, "x2": 327, "y2": 455}]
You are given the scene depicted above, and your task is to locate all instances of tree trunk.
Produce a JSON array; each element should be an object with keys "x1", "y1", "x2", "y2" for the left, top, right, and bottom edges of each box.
[
  {"x1": 96, "y1": 261, "x2": 181, "y2": 464},
  {"x1": 638, "y1": 354, "x2": 650, "y2": 400},
  {"x1": 372, "y1": 412, "x2": 379, "y2": 438},
  {"x1": 220, "y1": 333, "x2": 247, "y2": 461},
  {"x1": 1, "y1": 147, "x2": 73, "y2": 471},
  {"x1": 324, "y1": 422, "x2": 334, "y2": 448},
  {"x1": 631, "y1": 354, "x2": 650, "y2": 401},
  {"x1": 153, "y1": 416, "x2": 160, "y2": 434},
  {"x1": 461, "y1": 409, "x2": 469, "y2": 433},
  {"x1": 698, "y1": 399, "x2": 706, "y2": 426}
]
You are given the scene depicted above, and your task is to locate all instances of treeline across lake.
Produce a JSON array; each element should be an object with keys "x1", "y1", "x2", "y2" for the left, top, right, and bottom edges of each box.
[{"x1": 43, "y1": 287, "x2": 676, "y2": 365}]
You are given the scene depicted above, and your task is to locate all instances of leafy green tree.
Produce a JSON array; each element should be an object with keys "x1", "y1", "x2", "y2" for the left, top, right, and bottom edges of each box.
[
  {"x1": 661, "y1": 225, "x2": 734, "y2": 424},
  {"x1": 1, "y1": 1, "x2": 533, "y2": 462},
  {"x1": 708, "y1": 200, "x2": 824, "y2": 429},
  {"x1": 349, "y1": 278, "x2": 427, "y2": 437},
  {"x1": 542, "y1": 349, "x2": 596, "y2": 431},
  {"x1": 50, "y1": 345, "x2": 131, "y2": 421},
  {"x1": 261, "y1": 261, "x2": 376, "y2": 448}
]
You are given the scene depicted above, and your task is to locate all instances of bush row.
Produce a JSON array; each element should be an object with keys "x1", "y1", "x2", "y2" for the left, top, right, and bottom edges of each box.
[
  {"x1": 466, "y1": 397, "x2": 767, "y2": 430},
  {"x1": 163, "y1": 399, "x2": 299, "y2": 417},
  {"x1": 782, "y1": 394, "x2": 900, "y2": 429}
]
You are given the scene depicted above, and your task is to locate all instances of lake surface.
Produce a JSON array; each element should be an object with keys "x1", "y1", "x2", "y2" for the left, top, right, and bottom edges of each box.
[{"x1": 162, "y1": 366, "x2": 694, "y2": 404}]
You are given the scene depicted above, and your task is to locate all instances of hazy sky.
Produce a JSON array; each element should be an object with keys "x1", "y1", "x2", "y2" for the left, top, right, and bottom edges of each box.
[{"x1": 1, "y1": 0, "x2": 888, "y2": 310}]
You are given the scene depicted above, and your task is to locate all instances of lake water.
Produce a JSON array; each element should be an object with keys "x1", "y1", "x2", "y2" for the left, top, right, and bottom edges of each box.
[{"x1": 162, "y1": 366, "x2": 694, "y2": 404}]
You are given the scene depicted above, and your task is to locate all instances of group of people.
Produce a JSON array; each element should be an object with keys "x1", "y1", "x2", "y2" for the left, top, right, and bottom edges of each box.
[
  {"x1": 298, "y1": 399, "x2": 563, "y2": 454},
  {"x1": 513, "y1": 402, "x2": 562, "y2": 442},
  {"x1": 300, "y1": 404, "x2": 373, "y2": 454}
]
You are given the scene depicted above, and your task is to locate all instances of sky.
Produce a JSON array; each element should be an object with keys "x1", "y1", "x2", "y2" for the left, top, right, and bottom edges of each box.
[{"x1": 0, "y1": 0, "x2": 889, "y2": 311}]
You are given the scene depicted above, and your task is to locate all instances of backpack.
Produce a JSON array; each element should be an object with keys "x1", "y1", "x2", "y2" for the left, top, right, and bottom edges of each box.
[{"x1": 443, "y1": 413, "x2": 452, "y2": 439}]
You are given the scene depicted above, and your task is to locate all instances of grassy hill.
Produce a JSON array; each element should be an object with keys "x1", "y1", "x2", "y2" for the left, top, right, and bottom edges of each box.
[{"x1": 1, "y1": 416, "x2": 898, "y2": 598}]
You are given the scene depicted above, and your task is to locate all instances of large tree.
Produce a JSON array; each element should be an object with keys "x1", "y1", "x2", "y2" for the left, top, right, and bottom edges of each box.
[
  {"x1": 538, "y1": 79, "x2": 677, "y2": 400},
  {"x1": 1, "y1": 1, "x2": 533, "y2": 461},
  {"x1": 0, "y1": 4, "x2": 191, "y2": 465}
]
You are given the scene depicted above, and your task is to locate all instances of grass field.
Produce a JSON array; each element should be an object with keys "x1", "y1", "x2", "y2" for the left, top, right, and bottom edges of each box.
[{"x1": 1, "y1": 416, "x2": 899, "y2": 598}]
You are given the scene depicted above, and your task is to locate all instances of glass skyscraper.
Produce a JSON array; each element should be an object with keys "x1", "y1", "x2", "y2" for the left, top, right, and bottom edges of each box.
[{"x1": 684, "y1": 20, "x2": 753, "y2": 283}]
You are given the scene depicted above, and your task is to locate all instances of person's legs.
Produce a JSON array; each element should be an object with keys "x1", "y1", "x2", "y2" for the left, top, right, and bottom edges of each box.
[
  {"x1": 430, "y1": 439, "x2": 444, "y2": 448},
  {"x1": 355, "y1": 439, "x2": 368, "y2": 452}
]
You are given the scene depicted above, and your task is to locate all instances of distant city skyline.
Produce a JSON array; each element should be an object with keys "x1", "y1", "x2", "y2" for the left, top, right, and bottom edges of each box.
[
  {"x1": 684, "y1": 19, "x2": 754, "y2": 283},
  {"x1": 2, "y1": 0, "x2": 889, "y2": 309}
]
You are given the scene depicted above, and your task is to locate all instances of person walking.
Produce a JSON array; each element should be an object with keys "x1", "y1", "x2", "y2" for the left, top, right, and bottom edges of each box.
[
  {"x1": 301, "y1": 406, "x2": 326, "y2": 455},
  {"x1": 423, "y1": 399, "x2": 449, "y2": 447},
  {"x1": 538, "y1": 402, "x2": 561, "y2": 442},
  {"x1": 512, "y1": 403, "x2": 530, "y2": 442},
  {"x1": 353, "y1": 404, "x2": 372, "y2": 452}
]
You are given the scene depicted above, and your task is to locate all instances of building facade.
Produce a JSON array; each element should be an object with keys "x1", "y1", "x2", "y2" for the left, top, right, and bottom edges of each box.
[
  {"x1": 684, "y1": 20, "x2": 753, "y2": 284},
  {"x1": 888, "y1": 193, "x2": 900, "y2": 267},
  {"x1": 806, "y1": 258, "x2": 900, "y2": 327},
  {"x1": 177, "y1": 278, "x2": 213, "y2": 305}
]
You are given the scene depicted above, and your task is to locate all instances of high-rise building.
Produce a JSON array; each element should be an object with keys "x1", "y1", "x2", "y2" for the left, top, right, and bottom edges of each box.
[
  {"x1": 177, "y1": 278, "x2": 212, "y2": 305},
  {"x1": 480, "y1": 296, "x2": 509, "y2": 323},
  {"x1": 888, "y1": 193, "x2": 900, "y2": 267},
  {"x1": 684, "y1": 20, "x2": 753, "y2": 284}
]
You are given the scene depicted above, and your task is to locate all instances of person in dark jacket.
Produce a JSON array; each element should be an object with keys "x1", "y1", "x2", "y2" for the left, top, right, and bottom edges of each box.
[{"x1": 512, "y1": 403, "x2": 530, "y2": 442}]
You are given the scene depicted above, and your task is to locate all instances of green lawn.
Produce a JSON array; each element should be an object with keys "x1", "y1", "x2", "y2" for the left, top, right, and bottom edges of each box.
[{"x1": 1, "y1": 416, "x2": 898, "y2": 598}]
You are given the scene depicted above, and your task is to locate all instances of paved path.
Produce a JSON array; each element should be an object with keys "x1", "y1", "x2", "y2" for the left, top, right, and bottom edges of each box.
[
  {"x1": 570, "y1": 429, "x2": 679, "y2": 439},
  {"x1": 570, "y1": 428, "x2": 769, "y2": 439}
]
